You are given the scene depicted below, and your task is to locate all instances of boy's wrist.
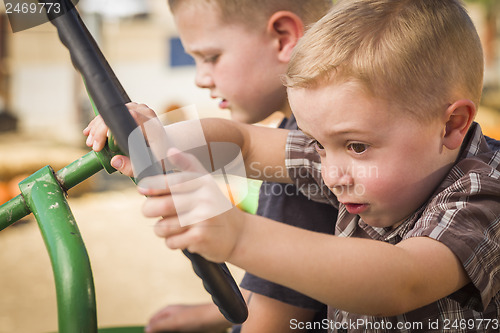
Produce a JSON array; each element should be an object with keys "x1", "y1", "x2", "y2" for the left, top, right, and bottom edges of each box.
[{"x1": 227, "y1": 210, "x2": 251, "y2": 265}]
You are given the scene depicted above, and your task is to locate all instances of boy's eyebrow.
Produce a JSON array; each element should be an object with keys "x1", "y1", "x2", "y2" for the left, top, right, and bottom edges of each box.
[
  {"x1": 186, "y1": 46, "x2": 220, "y2": 57},
  {"x1": 298, "y1": 126, "x2": 369, "y2": 139}
]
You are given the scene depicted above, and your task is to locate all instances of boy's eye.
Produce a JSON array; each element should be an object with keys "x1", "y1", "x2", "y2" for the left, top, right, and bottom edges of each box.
[
  {"x1": 347, "y1": 143, "x2": 369, "y2": 154},
  {"x1": 204, "y1": 55, "x2": 220, "y2": 63},
  {"x1": 314, "y1": 140, "x2": 324, "y2": 151}
]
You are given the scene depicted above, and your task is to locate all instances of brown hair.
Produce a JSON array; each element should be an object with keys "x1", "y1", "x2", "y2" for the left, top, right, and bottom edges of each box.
[
  {"x1": 168, "y1": 0, "x2": 333, "y2": 29},
  {"x1": 284, "y1": 0, "x2": 484, "y2": 121}
]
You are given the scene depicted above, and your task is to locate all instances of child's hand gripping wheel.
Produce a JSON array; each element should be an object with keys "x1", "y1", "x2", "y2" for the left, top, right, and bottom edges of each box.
[{"x1": 41, "y1": 0, "x2": 248, "y2": 324}]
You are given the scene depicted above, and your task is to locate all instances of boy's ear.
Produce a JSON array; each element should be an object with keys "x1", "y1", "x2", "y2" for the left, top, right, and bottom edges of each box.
[
  {"x1": 267, "y1": 11, "x2": 304, "y2": 63},
  {"x1": 442, "y1": 99, "x2": 476, "y2": 150}
]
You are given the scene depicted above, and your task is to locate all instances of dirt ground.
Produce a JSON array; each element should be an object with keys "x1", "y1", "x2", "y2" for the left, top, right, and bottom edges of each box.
[{"x1": 0, "y1": 137, "x2": 244, "y2": 333}]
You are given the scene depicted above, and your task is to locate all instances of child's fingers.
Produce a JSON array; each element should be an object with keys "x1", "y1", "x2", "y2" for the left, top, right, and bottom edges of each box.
[
  {"x1": 83, "y1": 115, "x2": 100, "y2": 136},
  {"x1": 154, "y1": 216, "x2": 186, "y2": 239},
  {"x1": 85, "y1": 115, "x2": 103, "y2": 131},
  {"x1": 85, "y1": 132, "x2": 94, "y2": 147},
  {"x1": 164, "y1": 223, "x2": 223, "y2": 256},
  {"x1": 110, "y1": 155, "x2": 134, "y2": 177},
  {"x1": 165, "y1": 171, "x2": 214, "y2": 193},
  {"x1": 142, "y1": 194, "x2": 177, "y2": 218},
  {"x1": 83, "y1": 126, "x2": 90, "y2": 136},
  {"x1": 137, "y1": 175, "x2": 172, "y2": 196},
  {"x1": 147, "y1": 305, "x2": 174, "y2": 323},
  {"x1": 89, "y1": 119, "x2": 109, "y2": 152},
  {"x1": 83, "y1": 116, "x2": 108, "y2": 151},
  {"x1": 145, "y1": 306, "x2": 178, "y2": 333},
  {"x1": 165, "y1": 233, "x2": 190, "y2": 251},
  {"x1": 168, "y1": 148, "x2": 208, "y2": 174},
  {"x1": 126, "y1": 102, "x2": 157, "y2": 121}
]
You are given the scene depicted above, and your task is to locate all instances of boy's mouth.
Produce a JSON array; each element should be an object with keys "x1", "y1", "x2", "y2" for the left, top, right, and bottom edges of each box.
[
  {"x1": 343, "y1": 203, "x2": 368, "y2": 215},
  {"x1": 219, "y1": 99, "x2": 229, "y2": 109}
]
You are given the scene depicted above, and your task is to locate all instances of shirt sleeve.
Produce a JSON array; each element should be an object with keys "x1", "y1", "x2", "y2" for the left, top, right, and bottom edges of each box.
[
  {"x1": 404, "y1": 170, "x2": 500, "y2": 312},
  {"x1": 285, "y1": 130, "x2": 338, "y2": 206},
  {"x1": 485, "y1": 135, "x2": 500, "y2": 151},
  {"x1": 240, "y1": 272, "x2": 327, "y2": 311}
]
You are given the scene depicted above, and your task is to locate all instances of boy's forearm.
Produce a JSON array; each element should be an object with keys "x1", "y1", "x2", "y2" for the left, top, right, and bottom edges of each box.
[
  {"x1": 242, "y1": 291, "x2": 318, "y2": 333},
  {"x1": 229, "y1": 214, "x2": 468, "y2": 317},
  {"x1": 200, "y1": 118, "x2": 292, "y2": 183}
]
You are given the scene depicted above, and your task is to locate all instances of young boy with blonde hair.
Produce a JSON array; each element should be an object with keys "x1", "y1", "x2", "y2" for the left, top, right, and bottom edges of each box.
[
  {"x1": 85, "y1": 0, "x2": 336, "y2": 332},
  {"x1": 124, "y1": 0, "x2": 499, "y2": 330},
  {"x1": 166, "y1": 0, "x2": 332, "y2": 125},
  {"x1": 87, "y1": 0, "x2": 500, "y2": 331}
]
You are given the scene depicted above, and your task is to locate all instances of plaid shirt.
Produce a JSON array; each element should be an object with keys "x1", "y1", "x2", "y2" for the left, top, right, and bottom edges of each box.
[{"x1": 286, "y1": 122, "x2": 500, "y2": 332}]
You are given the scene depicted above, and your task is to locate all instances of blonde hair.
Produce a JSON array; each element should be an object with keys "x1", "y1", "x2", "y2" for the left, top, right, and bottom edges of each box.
[
  {"x1": 168, "y1": 0, "x2": 333, "y2": 29},
  {"x1": 284, "y1": 0, "x2": 484, "y2": 121}
]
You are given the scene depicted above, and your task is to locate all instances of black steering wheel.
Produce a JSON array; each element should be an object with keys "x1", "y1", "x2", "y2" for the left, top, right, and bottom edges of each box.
[{"x1": 41, "y1": 0, "x2": 248, "y2": 324}]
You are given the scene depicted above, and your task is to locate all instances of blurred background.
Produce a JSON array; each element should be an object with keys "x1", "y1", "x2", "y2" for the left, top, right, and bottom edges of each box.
[{"x1": 0, "y1": 0, "x2": 499, "y2": 332}]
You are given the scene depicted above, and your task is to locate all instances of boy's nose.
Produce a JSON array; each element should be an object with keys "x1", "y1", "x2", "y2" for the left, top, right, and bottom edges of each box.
[
  {"x1": 321, "y1": 163, "x2": 354, "y2": 190},
  {"x1": 195, "y1": 67, "x2": 214, "y2": 89}
]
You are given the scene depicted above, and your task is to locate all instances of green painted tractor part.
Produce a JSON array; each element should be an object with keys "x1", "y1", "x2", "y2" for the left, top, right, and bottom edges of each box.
[{"x1": 0, "y1": 148, "x2": 121, "y2": 332}]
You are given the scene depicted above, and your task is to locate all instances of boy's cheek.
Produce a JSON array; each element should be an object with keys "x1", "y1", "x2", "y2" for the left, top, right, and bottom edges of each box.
[{"x1": 364, "y1": 177, "x2": 414, "y2": 212}]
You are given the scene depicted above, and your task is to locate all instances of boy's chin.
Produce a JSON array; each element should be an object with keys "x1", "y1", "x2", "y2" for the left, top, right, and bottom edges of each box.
[
  {"x1": 229, "y1": 109, "x2": 256, "y2": 124},
  {"x1": 363, "y1": 213, "x2": 410, "y2": 230},
  {"x1": 358, "y1": 212, "x2": 394, "y2": 229}
]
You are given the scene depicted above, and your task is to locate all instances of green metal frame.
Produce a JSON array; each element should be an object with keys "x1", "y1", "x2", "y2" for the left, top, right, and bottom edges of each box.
[
  {"x1": 0, "y1": 147, "x2": 149, "y2": 332},
  {"x1": 20, "y1": 166, "x2": 97, "y2": 332},
  {"x1": 0, "y1": 148, "x2": 115, "y2": 231}
]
